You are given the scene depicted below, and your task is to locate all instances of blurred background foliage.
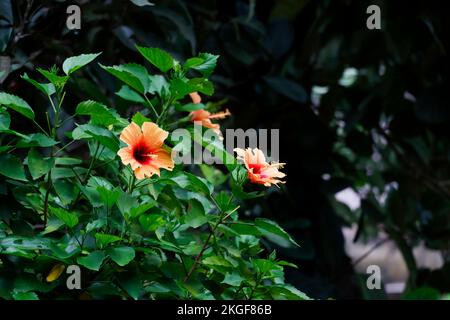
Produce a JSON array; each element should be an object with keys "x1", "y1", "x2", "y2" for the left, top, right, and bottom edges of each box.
[{"x1": 1, "y1": 0, "x2": 450, "y2": 299}]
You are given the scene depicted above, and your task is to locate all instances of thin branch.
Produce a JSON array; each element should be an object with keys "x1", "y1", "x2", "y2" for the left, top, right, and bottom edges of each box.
[{"x1": 352, "y1": 238, "x2": 389, "y2": 267}]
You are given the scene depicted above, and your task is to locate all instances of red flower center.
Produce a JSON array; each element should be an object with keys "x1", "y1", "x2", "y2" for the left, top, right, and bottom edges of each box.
[
  {"x1": 249, "y1": 163, "x2": 264, "y2": 174},
  {"x1": 132, "y1": 141, "x2": 153, "y2": 165}
]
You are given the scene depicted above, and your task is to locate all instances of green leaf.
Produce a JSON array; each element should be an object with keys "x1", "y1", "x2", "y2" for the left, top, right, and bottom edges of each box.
[
  {"x1": 37, "y1": 68, "x2": 69, "y2": 93},
  {"x1": 221, "y1": 272, "x2": 244, "y2": 287},
  {"x1": 51, "y1": 167, "x2": 86, "y2": 180},
  {"x1": 21, "y1": 73, "x2": 56, "y2": 96},
  {"x1": 184, "y1": 199, "x2": 208, "y2": 228},
  {"x1": 130, "y1": 0, "x2": 154, "y2": 6},
  {"x1": 203, "y1": 255, "x2": 233, "y2": 268},
  {"x1": 107, "y1": 246, "x2": 136, "y2": 266},
  {"x1": 53, "y1": 179, "x2": 78, "y2": 205},
  {"x1": 129, "y1": 203, "x2": 155, "y2": 219},
  {"x1": 100, "y1": 64, "x2": 148, "y2": 94},
  {"x1": 16, "y1": 133, "x2": 58, "y2": 148},
  {"x1": 118, "y1": 271, "x2": 141, "y2": 300},
  {"x1": 0, "y1": 92, "x2": 34, "y2": 119},
  {"x1": 229, "y1": 222, "x2": 261, "y2": 236},
  {"x1": 12, "y1": 291, "x2": 39, "y2": 300},
  {"x1": 0, "y1": 146, "x2": 12, "y2": 154},
  {"x1": 148, "y1": 75, "x2": 169, "y2": 96},
  {"x1": 139, "y1": 214, "x2": 165, "y2": 232},
  {"x1": 214, "y1": 192, "x2": 236, "y2": 213},
  {"x1": 200, "y1": 164, "x2": 227, "y2": 186},
  {"x1": 87, "y1": 176, "x2": 114, "y2": 189},
  {"x1": 42, "y1": 217, "x2": 64, "y2": 235},
  {"x1": 184, "y1": 53, "x2": 219, "y2": 77},
  {"x1": 170, "y1": 78, "x2": 194, "y2": 99},
  {"x1": 277, "y1": 260, "x2": 298, "y2": 269},
  {"x1": 175, "y1": 102, "x2": 205, "y2": 112},
  {"x1": 95, "y1": 233, "x2": 122, "y2": 247},
  {"x1": 132, "y1": 112, "x2": 151, "y2": 126},
  {"x1": 62, "y1": 53, "x2": 101, "y2": 75},
  {"x1": 85, "y1": 219, "x2": 106, "y2": 233},
  {"x1": 49, "y1": 206, "x2": 78, "y2": 228},
  {"x1": 189, "y1": 126, "x2": 237, "y2": 172},
  {"x1": 403, "y1": 287, "x2": 441, "y2": 300},
  {"x1": 269, "y1": 285, "x2": 310, "y2": 300},
  {"x1": 135, "y1": 45, "x2": 174, "y2": 73},
  {"x1": 0, "y1": 236, "x2": 51, "y2": 251},
  {"x1": 116, "y1": 85, "x2": 145, "y2": 103},
  {"x1": 97, "y1": 186, "x2": 121, "y2": 209},
  {"x1": 0, "y1": 111, "x2": 10, "y2": 130},
  {"x1": 76, "y1": 100, "x2": 122, "y2": 127},
  {"x1": 27, "y1": 149, "x2": 54, "y2": 180},
  {"x1": 183, "y1": 57, "x2": 204, "y2": 69},
  {"x1": 55, "y1": 157, "x2": 83, "y2": 166},
  {"x1": 77, "y1": 251, "x2": 106, "y2": 271},
  {"x1": 72, "y1": 124, "x2": 119, "y2": 152},
  {"x1": 120, "y1": 63, "x2": 150, "y2": 91},
  {"x1": 0, "y1": 154, "x2": 27, "y2": 181},
  {"x1": 188, "y1": 78, "x2": 214, "y2": 96},
  {"x1": 163, "y1": 171, "x2": 213, "y2": 195},
  {"x1": 116, "y1": 192, "x2": 138, "y2": 217},
  {"x1": 170, "y1": 78, "x2": 214, "y2": 99},
  {"x1": 255, "y1": 218, "x2": 299, "y2": 247}
]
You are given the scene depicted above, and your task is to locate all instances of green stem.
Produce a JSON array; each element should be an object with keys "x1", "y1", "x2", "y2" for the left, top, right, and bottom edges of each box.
[
  {"x1": 157, "y1": 97, "x2": 174, "y2": 126},
  {"x1": 45, "y1": 112, "x2": 52, "y2": 133},
  {"x1": 84, "y1": 143, "x2": 101, "y2": 183},
  {"x1": 32, "y1": 119, "x2": 49, "y2": 136},
  {"x1": 42, "y1": 172, "x2": 52, "y2": 226},
  {"x1": 248, "y1": 274, "x2": 262, "y2": 300},
  {"x1": 48, "y1": 96, "x2": 57, "y2": 114},
  {"x1": 144, "y1": 95, "x2": 159, "y2": 119},
  {"x1": 53, "y1": 139, "x2": 76, "y2": 156},
  {"x1": 387, "y1": 226, "x2": 417, "y2": 290},
  {"x1": 42, "y1": 93, "x2": 63, "y2": 227},
  {"x1": 127, "y1": 174, "x2": 136, "y2": 193},
  {"x1": 183, "y1": 195, "x2": 232, "y2": 282},
  {"x1": 58, "y1": 91, "x2": 66, "y2": 109},
  {"x1": 166, "y1": 116, "x2": 191, "y2": 130},
  {"x1": 60, "y1": 114, "x2": 76, "y2": 127}
]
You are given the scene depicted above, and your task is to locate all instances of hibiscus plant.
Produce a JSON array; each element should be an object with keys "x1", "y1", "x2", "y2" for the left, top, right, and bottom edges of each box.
[{"x1": 0, "y1": 47, "x2": 307, "y2": 300}]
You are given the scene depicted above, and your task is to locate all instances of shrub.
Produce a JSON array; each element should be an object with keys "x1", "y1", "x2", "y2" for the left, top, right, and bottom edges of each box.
[{"x1": 0, "y1": 47, "x2": 307, "y2": 300}]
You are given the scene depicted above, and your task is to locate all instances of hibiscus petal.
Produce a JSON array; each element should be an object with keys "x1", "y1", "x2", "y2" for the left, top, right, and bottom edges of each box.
[
  {"x1": 141, "y1": 164, "x2": 160, "y2": 178},
  {"x1": 233, "y1": 148, "x2": 246, "y2": 159},
  {"x1": 142, "y1": 122, "x2": 169, "y2": 150},
  {"x1": 120, "y1": 122, "x2": 142, "y2": 146},
  {"x1": 134, "y1": 167, "x2": 145, "y2": 180},
  {"x1": 153, "y1": 149, "x2": 174, "y2": 171},
  {"x1": 189, "y1": 92, "x2": 202, "y2": 104},
  {"x1": 117, "y1": 147, "x2": 141, "y2": 170},
  {"x1": 208, "y1": 108, "x2": 231, "y2": 119},
  {"x1": 201, "y1": 119, "x2": 220, "y2": 130},
  {"x1": 190, "y1": 109, "x2": 211, "y2": 122},
  {"x1": 254, "y1": 148, "x2": 267, "y2": 165}
]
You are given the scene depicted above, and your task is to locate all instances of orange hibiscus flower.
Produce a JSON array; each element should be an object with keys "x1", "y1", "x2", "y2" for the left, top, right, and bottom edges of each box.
[
  {"x1": 117, "y1": 122, "x2": 174, "y2": 179},
  {"x1": 189, "y1": 92, "x2": 202, "y2": 104},
  {"x1": 188, "y1": 92, "x2": 231, "y2": 139},
  {"x1": 233, "y1": 148, "x2": 286, "y2": 187}
]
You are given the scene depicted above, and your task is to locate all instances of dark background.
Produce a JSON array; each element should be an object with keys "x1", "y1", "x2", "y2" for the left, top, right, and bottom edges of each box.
[{"x1": 1, "y1": 0, "x2": 450, "y2": 299}]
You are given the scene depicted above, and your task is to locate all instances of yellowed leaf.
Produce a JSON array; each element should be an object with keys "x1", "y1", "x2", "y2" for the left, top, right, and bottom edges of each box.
[{"x1": 46, "y1": 264, "x2": 65, "y2": 282}]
